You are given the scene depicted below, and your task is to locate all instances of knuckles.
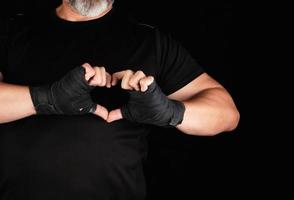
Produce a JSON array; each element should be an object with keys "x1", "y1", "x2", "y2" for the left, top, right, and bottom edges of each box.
[{"x1": 82, "y1": 64, "x2": 154, "y2": 90}]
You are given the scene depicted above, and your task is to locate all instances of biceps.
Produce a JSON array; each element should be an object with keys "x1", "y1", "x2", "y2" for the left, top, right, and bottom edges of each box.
[{"x1": 167, "y1": 73, "x2": 223, "y2": 101}]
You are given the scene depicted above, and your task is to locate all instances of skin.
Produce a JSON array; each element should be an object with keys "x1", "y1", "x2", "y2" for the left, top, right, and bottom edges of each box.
[
  {"x1": 0, "y1": 1, "x2": 240, "y2": 136},
  {"x1": 56, "y1": 0, "x2": 113, "y2": 21}
]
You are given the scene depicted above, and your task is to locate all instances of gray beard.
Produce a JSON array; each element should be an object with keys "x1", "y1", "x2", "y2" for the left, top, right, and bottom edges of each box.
[{"x1": 66, "y1": 0, "x2": 114, "y2": 17}]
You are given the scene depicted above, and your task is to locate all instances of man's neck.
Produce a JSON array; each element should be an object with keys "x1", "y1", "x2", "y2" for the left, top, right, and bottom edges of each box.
[{"x1": 56, "y1": 3, "x2": 112, "y2": 22}]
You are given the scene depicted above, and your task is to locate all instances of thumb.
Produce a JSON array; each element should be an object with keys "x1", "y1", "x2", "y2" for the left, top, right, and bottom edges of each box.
[
  {"x1": 92, "y1": 104, "x2": 109, "y2": 121},
  {"x1": 107, "y1": 108, "x2": 123, "y2": 123}
]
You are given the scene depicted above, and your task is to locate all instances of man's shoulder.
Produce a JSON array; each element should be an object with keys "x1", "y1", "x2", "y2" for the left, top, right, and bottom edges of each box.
[
  {"x1": 113, "y1": 13, "x2": 158, "y2": 42},
  {"x1": 136, "y1": 23, "x2": 156, "y2": 32},
  {"x1": 128, "y1": 20, "x2": 158, "y2": 39},
  {"x1": 111, "y1": 7, "x2": 158, "y2": 39}
]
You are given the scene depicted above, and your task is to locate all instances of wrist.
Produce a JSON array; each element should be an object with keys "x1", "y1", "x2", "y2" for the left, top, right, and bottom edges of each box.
[
  {"x1": 168, "y1": 100, "x2": 186, "y2": 127},
  {"x1": 29, "y1": 85, "x2": 57, "y2": 115}
]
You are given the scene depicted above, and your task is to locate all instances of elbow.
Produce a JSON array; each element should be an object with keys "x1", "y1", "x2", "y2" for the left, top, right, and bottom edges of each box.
[
  {"x1": 177, "y1": 105, "x2": 240, "y2": 137},
  {"x1": 223, "y1": 107, "x2": 240, "y2": 133},
  {"x1": 204, "y1": 107, "x2": 240, "y2": 136}
]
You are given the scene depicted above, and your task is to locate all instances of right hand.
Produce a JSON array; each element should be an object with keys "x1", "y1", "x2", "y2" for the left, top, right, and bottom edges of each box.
[{"x1": 29, "y1": 63, "x2": 111, "y2": 120}]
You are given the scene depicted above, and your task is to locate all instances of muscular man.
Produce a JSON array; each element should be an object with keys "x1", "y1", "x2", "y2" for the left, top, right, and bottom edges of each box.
[{"x1": 0, "y1": 0, "x2": 239, "y2": 199}]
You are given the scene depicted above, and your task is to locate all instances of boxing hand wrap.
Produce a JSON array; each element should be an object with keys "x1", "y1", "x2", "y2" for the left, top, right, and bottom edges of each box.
[
  {"x1": 29, "y1": 66, "x2": 96, "y2": 115},
  {"x1": 121, "y1": 81, "x2": 185, "y2": 127}
]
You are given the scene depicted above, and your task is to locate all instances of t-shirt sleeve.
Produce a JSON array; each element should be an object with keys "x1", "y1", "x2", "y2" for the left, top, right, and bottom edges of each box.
[
  {"x1": 0, "y1": 17, "x2": 9, "y2": 73},
  {"x1": 0, "y1": 40, "x2": 6, "y2": 73},
  {"x1": 155, "y1": 29, "x2": 204, "y2": 95}
]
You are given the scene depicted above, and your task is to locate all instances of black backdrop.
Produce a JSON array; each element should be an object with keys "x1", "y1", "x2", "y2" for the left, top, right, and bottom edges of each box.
[{"x1": 2, "y1": 0, "x2": 242, "y2": 199}]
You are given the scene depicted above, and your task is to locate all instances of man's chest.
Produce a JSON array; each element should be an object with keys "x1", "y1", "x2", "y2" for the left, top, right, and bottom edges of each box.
[{"x1": 5, "y1": 29, "x2": 158, "y2": 85}]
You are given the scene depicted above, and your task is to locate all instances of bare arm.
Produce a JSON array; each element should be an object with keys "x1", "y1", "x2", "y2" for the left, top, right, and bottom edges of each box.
[
  {"x1": 107, "y1": 70, "x2": 239, "y2": 137},
  {"x1": 0, "y1": 72, "x2": 36, "y2": 124},
  {"x1": 169, "y1": 73, "x2": 240, "y2": 136},
  {"x1": 0, "y1": 65, "x2": 112, "y2": 124}
]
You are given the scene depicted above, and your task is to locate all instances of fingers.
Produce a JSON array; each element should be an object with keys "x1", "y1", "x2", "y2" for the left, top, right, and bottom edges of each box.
[
  {"x1": 111, "y1": 71, "x2": 124, "y2": 86},
  {"x1": 139, "y1": 76, "x2": 154, "y2": 92},
  {"x1": 89, "y1": 66, "x2": 103, "y2": 86},
  {"x1": 82, "y1": 63, "x2": 96, "y2": 81},
  {"x1": 81, "y1": 65, "x2": 154, "y2": 91},
  {"x1": 121, "y1": 70, "x2": 135, "y2": 90},
  {"x1": 85, "y1": 66, "x2": 155, "y2": 91},
  {"x1": 129, "y1": 71, "x2": 146, "y2": 91},
  {"x1": 107, "y1": 109, "x2": 123, "y2": 123},
  {"x1": 112, "y1": 70, "x2": 154, "y2": 92},
  {"x1": 100, "y1": 66, "x2": 106, "y2": 86},
  {"x1": 112, "y1": 70, "x2": 134, "y2": 90},
  {"x1": 89, "y1": 66, "x2": 111, "y2": 87},
  {"x1": 93, "y1": 107, "x2": 123, "y2": 123},
  {"x1": 92, "y1": 104, "x2": 109, "y2": 121},
  {"x1": 92, "y1": 106, "x2": 123, "y2": 123},
  {"x1": 106, "y1": 72, "x2": 112, "y2": 88}
]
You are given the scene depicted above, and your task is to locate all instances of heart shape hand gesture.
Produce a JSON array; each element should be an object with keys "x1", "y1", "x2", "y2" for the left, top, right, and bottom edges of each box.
[
  {"x1": 82, "y1": 63, "x2": 155, "y2": 123},
  {"x1": 30, "y1": 63, "x2": 185, "y2": 127}
]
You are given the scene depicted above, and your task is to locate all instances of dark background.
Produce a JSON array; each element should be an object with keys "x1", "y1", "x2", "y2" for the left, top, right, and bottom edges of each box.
[{"x1": 2, "y1": 0, "x2": 242, "y2": 198}]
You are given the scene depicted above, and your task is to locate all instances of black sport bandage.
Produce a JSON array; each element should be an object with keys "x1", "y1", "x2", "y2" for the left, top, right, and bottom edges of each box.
[
  {"x1": 29, "y1": 66, "x2": 96, "y2": 115},
  {"x1": 121, "y1": 81, "x2": 185, "y2": 127}
]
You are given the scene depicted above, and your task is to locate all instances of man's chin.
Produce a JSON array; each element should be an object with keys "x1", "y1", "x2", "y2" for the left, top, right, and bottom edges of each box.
[{"x1": 67, "y1": 0, "x2": 112, "y2": 18}]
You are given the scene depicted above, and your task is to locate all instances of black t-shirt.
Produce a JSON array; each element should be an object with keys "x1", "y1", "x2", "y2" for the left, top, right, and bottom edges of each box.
[{"x1": 0, "y1": 7, "x2": 203, "y2": 200}]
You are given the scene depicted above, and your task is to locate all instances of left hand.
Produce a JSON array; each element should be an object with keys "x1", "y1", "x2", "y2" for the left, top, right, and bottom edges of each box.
[
  {"x1": 107, "y1": 70, "x2": 154, "y2": 123},
  {"x1": 107, "y1": 70, "x2": 185, "y2": 127}
]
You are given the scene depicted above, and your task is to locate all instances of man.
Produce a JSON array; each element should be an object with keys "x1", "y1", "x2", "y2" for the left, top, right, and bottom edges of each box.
[{"x1": 0, "y1": 0, "x2": 239, "y2": 199}]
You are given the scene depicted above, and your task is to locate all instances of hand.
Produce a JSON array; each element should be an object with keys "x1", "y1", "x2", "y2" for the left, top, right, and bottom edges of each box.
[
  {"x1": 107, "y1": 70, "x2": 185, "y2": 127},
  {"x1": 29, "y1": 63, "x2": 111, "y2": 121},
  {"x1": 107, "y1": 70, "x2": 154, "y2": 123}
]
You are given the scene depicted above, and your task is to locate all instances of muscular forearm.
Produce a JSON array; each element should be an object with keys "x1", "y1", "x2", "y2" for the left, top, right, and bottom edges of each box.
[
  {"x1": 176, "y1": 88, "x2": 240, "y2": 136},
  {"x1": 0, "y1": 82, "x2": 36, "y2": 124}
]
